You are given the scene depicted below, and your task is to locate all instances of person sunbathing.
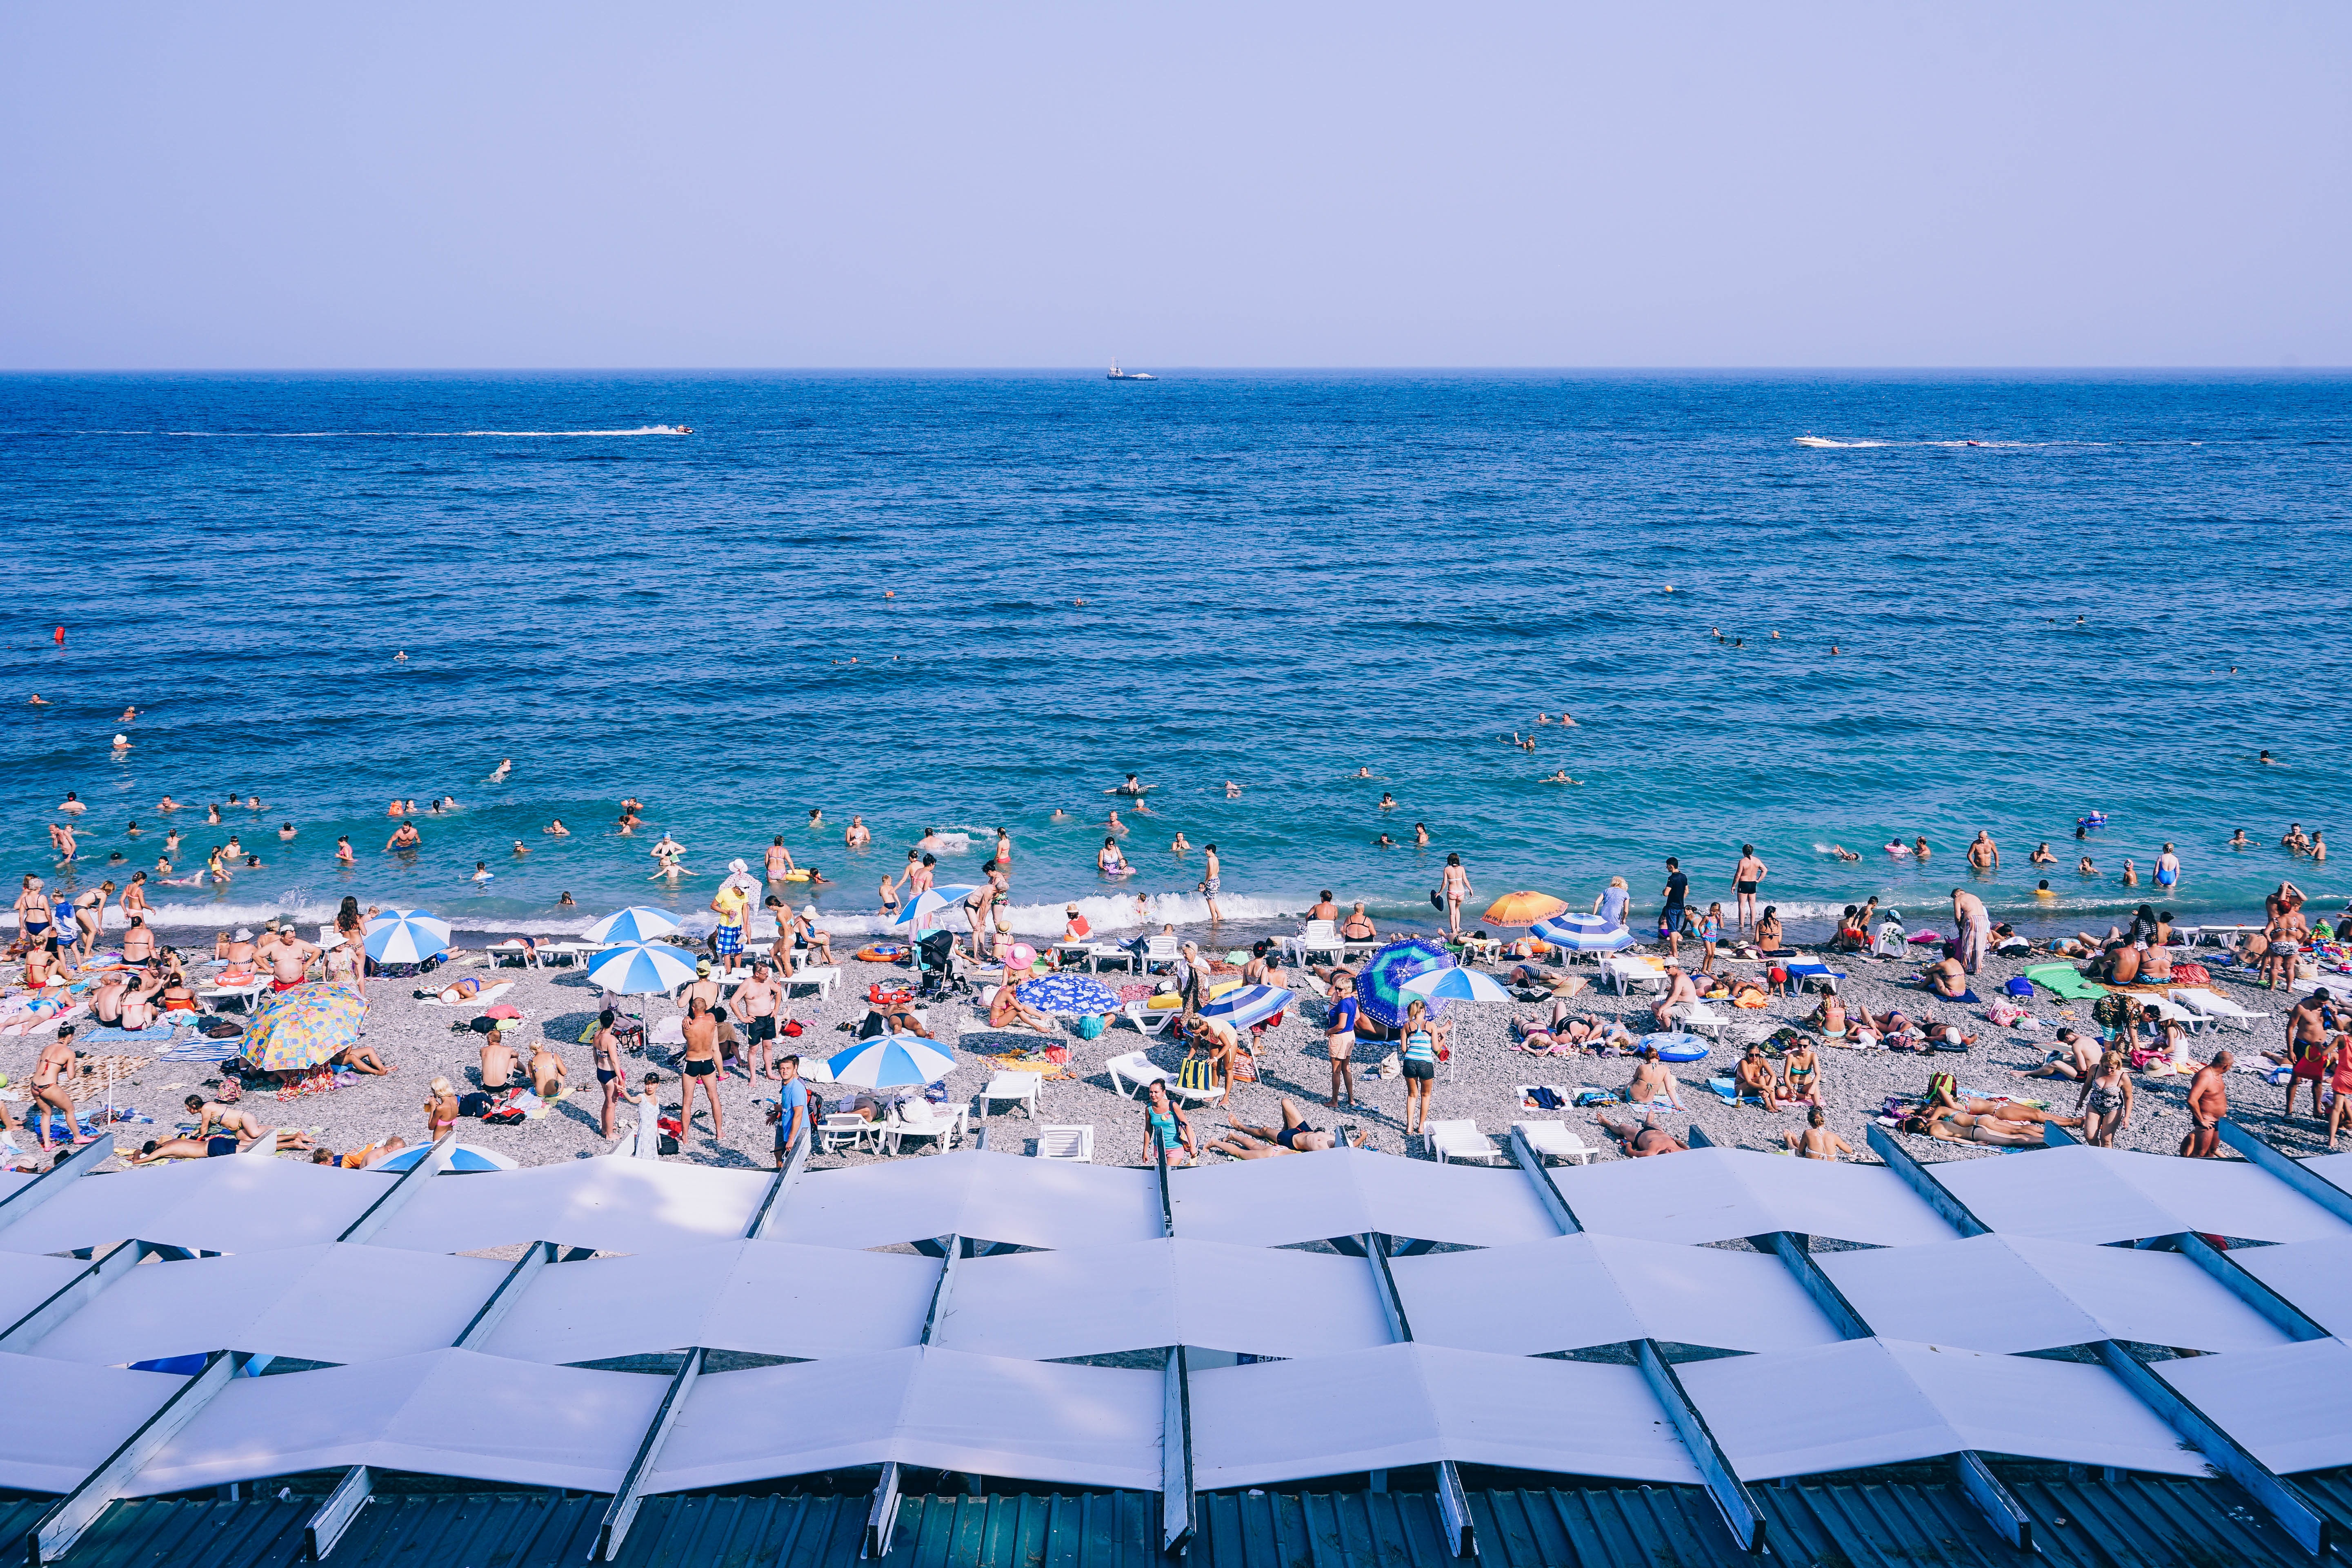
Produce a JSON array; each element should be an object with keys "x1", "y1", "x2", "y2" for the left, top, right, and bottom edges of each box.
[
  {"x1": 1596, "y1": 1110, "x2": 1686, "y2": 1157},
  {"x1": 1734, "y1": 1044, "x2": 1783, "y2": 1110},
  {"x1": 1922, "y1": 956, "x2": 1970, "y2": 999},
  {"x1": 1204, "y1": 1098, "x2": 1368, "y2": 1158},
  {"x1": 1808, "y1": 993, "x2": 1848, "y2": 1036},
  {"x1": 422, "y1": 975, "x2": 489, "y2": 1004},
  {"x1": 2024, "y1": 1029, "x2": 2101, "y2": 1081},
  {"x1": 989, "y1": 982, "x2": 1055, "y2": 1035},
  {"x1": 1625, "y1": 1046, "x2": 1683, "y2": 1108},
  {"x1": 479, "y1": 1031, "x2": 518, "y2": 1090},
  {"x1": 332, "y1": 1040, "x2": 391, "y2": 1074},
  {"x1": 529, "y1": 1043, "x2": 568, "y2": 1100},
  {"x1": 129, "y1": 1134, "x2": 243, "y2": 1163},
  {"x1": 1901, "y1": 1105, "x2": 2075, "y2": 1146},
  {"x1": 1784, "y1": 1107, "x2": 1854, "y2": 1159}
]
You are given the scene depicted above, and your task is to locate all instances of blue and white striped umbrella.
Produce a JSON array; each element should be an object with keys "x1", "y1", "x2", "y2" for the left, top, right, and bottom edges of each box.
[
  {"x1": 584, "y1": 906, "x2": 681, "y2": 945},
  {"x1": 891, "y1": 885, "x2": 978, "y2": 927},
  {"x1": 362, "y1": 909, "x2": 452, "y2": 964},
  {"x1": 1402, "y1": 966, "x2": 1515, "y2": 1003},
  {"x1": 585, "y1": 939, "x2": 700, "y2": 995},
  {"x1": 825, "y1": 1036, "x2": 958, "y2": 1090},
  {"x1": 1531, "y1": 913, "x2": 1635, "y2": 953},
  {"x1": 1199, "y1": 983, "x2": 1294, "y2": 1030}
]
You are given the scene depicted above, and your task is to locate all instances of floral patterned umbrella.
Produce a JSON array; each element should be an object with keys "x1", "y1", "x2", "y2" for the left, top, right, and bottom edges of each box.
[
  {"x1": 247, "y1": 980, "x2": 366, "y2": 1072},
  {"x1": 1014, "y1": 974, "x2": 1122, "y2": 1014}
]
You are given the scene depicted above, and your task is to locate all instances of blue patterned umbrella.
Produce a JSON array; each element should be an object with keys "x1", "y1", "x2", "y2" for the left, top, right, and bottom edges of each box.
[
  {"x1": 1402, "y1": 967, "x2": 1514, "y2": 1002},
  {"x1": 363, "y1": 909, "x2": 451, "y2": 964},
  {"x1": 1531, "y1": 913, "x2": 1634, "y2": 953},
  {"x1": 891, "y1": 886, "x2": 978, "y2": 927},
  {"x1": 1015, "y1": 974, "x2": 1121, "y2": 1014},
  {"x1": 1199, "y1": 983, "x2": 1293, "y2": 1030},
  {"x1": 585, "y1": 939, "x2": 699, "y2": 995},
  {"x1": 1356, "y1": 938, "x2": 1453, "y2": 1028}
]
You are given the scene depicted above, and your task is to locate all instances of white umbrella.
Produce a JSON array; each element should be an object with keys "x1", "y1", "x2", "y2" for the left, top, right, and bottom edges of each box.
[
  {"x1": 584, "y1": 906, "x2": 681, "y2": 945},
  {"x1": 825, "y1": 1037, "x2": 957, "y2": 1089},
  {"x1": 1198, "y1": 983, "x2": 1294, "y2": 1030},
  {"x1": 585, "y1": 939, "x2": 700, "y2": 995},
  {"x1": 362, "y1": 909, "x2": 452, "y2": 964},
  {"x1": 1402, "y1": 966, "x2": 1515, "y2": 1003},
  {"x1": 891, "y1": 885, "x2": 977, "y2": 927}
]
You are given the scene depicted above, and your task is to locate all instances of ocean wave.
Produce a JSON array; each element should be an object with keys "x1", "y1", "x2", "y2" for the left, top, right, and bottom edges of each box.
[{"x1": 149, "y1": 426, "x2": 690, "y2": 438}]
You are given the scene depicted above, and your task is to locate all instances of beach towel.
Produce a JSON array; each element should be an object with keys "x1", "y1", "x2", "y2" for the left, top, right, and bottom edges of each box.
[
  {"x1": 1706, "y1": 1076, "x2": 1764, "y2": 1106},
  {"x1": 79, "y1": 1023, "x2": 178, "y2": 1045},
  {"x1": 1916, "y1": 983, "x2": 1982, "y2": 1005},
  {"x1": 2025, "y1": 963, "x2": 2105, "y2": 1001},
  {"x1": 419, "y1": 981, "x2": 514, "y2": 1008},
  {"x1": 157, "y1": 1040, "x2": 243, "y2": 1063}
]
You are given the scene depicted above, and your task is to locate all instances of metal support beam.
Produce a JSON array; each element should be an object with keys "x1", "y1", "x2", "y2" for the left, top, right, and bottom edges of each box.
[
  {"x1": 304, "y1": 1465, "x2": 373, "y2": 1559},
  {"x1": 2042, "y1": 1120, "x2": 2079, "y2": 1146},
  {"x1": 1354, "y1": 1234, "x2": 1465, "y2": 1553},
  {"x1": 335, "y1": 1133, "x2": 456, "y2": 1243},
  {"x1": 920, "y1": 1234, "x2": 960, "y2": 1345},
  {"x1": 1361, "y1": 1233, "x2": 1413, "y2": 1343},
  {"x1": 2165, "y1": 1231, "x2": 2328, "y2": 1342},
  {"x1": 1162, "y1": 1345, "x2": 1195, "y2": 1553},
  {"x1": 2094, "y1": 1339, "x2": 2330, "y2": 1557},
  {"x1": 1507, "y1": 1128, "x2": 1581, "y2": 1234},
  {"x1": 865, "y1": 1461, "x2": 904, "y2": 1559},
  {"x1": 1864, "y1": 1123, "x2": 1990, "y2": 1237},
  {"x1": 0, "y1": 1239, "x2": 178, "y2": 1353},
  {"x1": 1153, "y1": 1124, "x2": 1176, "y2": 1238},
  {"x1": 1951, "y1": 1451, "x2": 2033, "y2": 1552},
  {"x1": 1434, "y1": 1452, "x2": 1475, "y2": 1559},
  {"x1": 1685, "y1": 1124, "x2": 1717, "y2": 1149},
  {"x1": 0, "y1": 1135, "x2": 112, "y2": 1239},
  {"x1": 1634, "y1": 1339, "x2": 1766, "y2": 1555},
  {"x1": 31, "y1": 1349, "x2": 245, "y2": 1563},
  {"x1": 596, "y1": 1346, "x2": 704, "y2": 1561},
  {"x1": 452, "y1": 1241, "x2": 559, "y2": 1349},
  {"x1": 744, "y1": 1119, "x2": 810, "y2": 1240},
  {"x1": 1749, "y1": 1232, "x2": 1871, "y2": 1341},
  {"x1": 2217, "y1": 1117, "x2": 2352, "y2": 1228}
]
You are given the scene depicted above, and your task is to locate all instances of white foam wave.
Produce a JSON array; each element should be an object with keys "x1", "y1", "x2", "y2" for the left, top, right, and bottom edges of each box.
[{"x1": 1793, "y1": 436, "x2": 1883, "y2": 448}]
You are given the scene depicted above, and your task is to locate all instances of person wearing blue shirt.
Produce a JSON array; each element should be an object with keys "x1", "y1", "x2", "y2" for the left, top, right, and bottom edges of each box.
[{"x1": 774, "y1": 1056, "x2": 810, "y2": 1166}]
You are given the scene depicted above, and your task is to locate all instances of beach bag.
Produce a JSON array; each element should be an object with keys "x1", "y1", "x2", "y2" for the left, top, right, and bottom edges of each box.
[
  {"x1": 2172, "y1": 961, "x2": 2210, "y2": 987},
  {"x1": 1429, "y1": 891, "x2": 1444, "y2": 912},
  {"x1": 2004, "y1": 977, "x2": 2035, "y2": 999},
  {"x1": 1574, "y1": 1089, "x2": 1618, "y2": 1107},
  {"x1": 781, "y1": 1019, "x2": 804, "y2": 1037},
  {"x1": 480, "y1": 1097, "x2": 527, "y2": 1126}
]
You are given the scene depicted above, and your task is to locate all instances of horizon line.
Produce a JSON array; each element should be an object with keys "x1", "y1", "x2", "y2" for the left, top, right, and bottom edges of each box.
[{"x1": 0, "y1": 365, "x2": 2345, "y2": 377}]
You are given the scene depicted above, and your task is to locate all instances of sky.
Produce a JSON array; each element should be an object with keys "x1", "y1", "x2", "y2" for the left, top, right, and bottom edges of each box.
[{"x1": 2, "y1": 2, "x2": 2348, "y2": 369}]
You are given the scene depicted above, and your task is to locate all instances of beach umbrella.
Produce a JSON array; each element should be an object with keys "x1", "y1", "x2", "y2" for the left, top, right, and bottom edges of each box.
[
  {"x1": 891, "y1": 885, "x2": 978, "y2": 927},
  {"x1": 585, "y1": 939, "x2": 700, "y2": 995},
  {"x1": 376, "y1": 1142, "x2": 516, "y2": 1173},
  {"x1": 1016, "y1": 973, "x2": 1121, "y2": 1014},
  {"x1": 826, "y1": 1036, "x2": 957, "y2": 1090},
  {"x1": 1402, "y1": 966, "x2": 1515, "y2": 1003},
  {"x1": 1483, "y1": 891, "x2": 1568, "y2": 926},
  {"x1": 1198, "y1": 983, "x2": 1294, "y2": 1030},
  {"x1": 247, "y1": 980, "x2": 366, "y2": 1072},
  {"x1": 362, "y1": 909, "x2": 451, "y2": 964},
  {"x1": 1531, "y1": 913, "x2": 1634, "y2": 953},
  {"x1": 584, "y1": 906, "x2": 681, "y2": 945},
  {"x1": 1355, "y1": 938, "x2": 1454, "y2": 1028}
]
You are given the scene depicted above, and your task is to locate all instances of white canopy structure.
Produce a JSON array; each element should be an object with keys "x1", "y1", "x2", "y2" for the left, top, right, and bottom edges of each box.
[
  {"x1": 2233, "y1": 1236, "x2": 2352, "y2": 1340},
  {"x1": 367, "y1": 1159, "x2": 773, "y2": 1255},
  {"x1": 1170, "y1": 1148, "x2": 1560, "y2": 1247},
  {"x1": 1549, "y1": 1148, "x2": 1956, "y2": 1247},
  {"x1": 770, "y1": 1151, "x2": 1162, "y2": 1251},
  {"x1": 1932, "y1": 1145, "x2": 2352, "y2": 1246},
  {"x1": 2157, "y1": 1339, "x2": 2352, "y2": 1475},
  {"x1": 0, "y1": 1160, "x2": 394, "y2": 1257}
]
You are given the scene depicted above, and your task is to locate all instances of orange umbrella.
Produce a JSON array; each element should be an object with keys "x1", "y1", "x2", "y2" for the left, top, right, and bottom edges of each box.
[{"x1": 1483, "y1": 891, "x2": 1568, "y2": 926}]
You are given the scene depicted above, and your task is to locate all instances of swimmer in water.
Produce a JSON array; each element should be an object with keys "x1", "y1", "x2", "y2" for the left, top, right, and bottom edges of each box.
[
  {"x1": 1414, "y1": 822, "x2": 1430, "y2": 846},
  {"x1": 2078, "y1": 856, "x2": 2097, "y2": 874},
  {"x1": 1543, "y1": 769, "x2": 1578, "y2": 783},
  {"x1": 1355, "y1": 767, "x2": 1372, "y2": 778},
  {"x1": 1171, "y1": 833, "x2": 1191, "y2": 853},
  {"x1": 1106, "y1": 810, "x2": 1127, "y2": 835},
  {"x1": 2036, "y1": 879, "x2": 2054, "y2": 899},
  {"x1": 26, "y1": 694, "x2": 47, "y2": 705},
  {"x1": 395, "y1": 651, "x2": 407, "y2": 661},
  {"x1": 1051, "y1": 808, "x2": 1069, "y2": 821},
  {"x1": 1225, "y1": 780, "x2": 1241, "y2": 798},
  {"x1": 1827, "y1": 845, "x2": 1860, "y2": 861},
  {"x1": 1885, "y1": 840, "x2": 1911, "y2": 856},
  {"x1": 2229, "y1": 829, "x2": 2249, "y2": 848},
  {"x1": 2260, "y1": 750, "x2": 2276, "y2": 765},
  {"x1": 1106, "y1": 774, "x2": 1152, "y2": 798},
  {"x1": 488, "y1": 757, "x2": 511, "y2": 781},
  {"x1": 1379, "y1": 792, "x2": 1396, "y2": 809},
  {"x1": 1375, "y1": 833, "x2": 1395, "y2": 847}
]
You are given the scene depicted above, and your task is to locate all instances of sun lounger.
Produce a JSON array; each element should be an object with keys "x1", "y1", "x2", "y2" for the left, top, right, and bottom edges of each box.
[
  {"x1": 2168, "y1": 988, "x2": 2265, "y2": 1032},
  {"x1": 198, "y1": 977, "x2": 268, "y2": 1012},
  {"x1": 1672, "y1": 1001, "x2": 1731, "y2": 1040},
  {"x1": 978, "y1": 1070, "x2": 1043, "y2": 1119},
  {"x1": 1512, "y1": 1120, "x2": 1596, "y2": 1165},
  {"x1": 485, "y1": 942, "x2": 540, "y2": 969},
  {"x1": 2136, "y1": 994, "x2": 2203, "y2": 1031},
  {"x1": 1121, "y1": 999, "x2": 1183, "y2": 1036},
  {"x1": 883, "y1": 1099, "x2": 965, "y2": 1156},
  {"x1": 1142, "y1": 934, "x2": 1180, "y2": 974},
  {"x1": 782, "y1": 965, "x2": 841, "y2": 1001},
  {"x1": 1292, "y1": 920, "x2": 1345, "y2": 968},
  {"x1": 1034, "y1": 1124, "x2": 1093, "y2": 1162},
  {"x1": 1781, "y1": 961, "x2": 1845, "y2": 994},
  {"x1": 1602, "y1": 954, "x2": 1667, "y2": 996},
  {"x1": 817, "y1": 1113, "x2": 878, "y2": 1154},
  {"x1": 1425, "y1": 1119, "x2": 1505, "y2": 1165},
  {"x1": 1104, "y1": 1050, "x2": 1222, "y2": 1107}
]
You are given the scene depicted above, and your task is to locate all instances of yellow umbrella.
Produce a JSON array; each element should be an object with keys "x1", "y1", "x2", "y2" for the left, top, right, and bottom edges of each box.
[{"x1": 1483, "y1": 891, "x2": 1568, "y2": 926}]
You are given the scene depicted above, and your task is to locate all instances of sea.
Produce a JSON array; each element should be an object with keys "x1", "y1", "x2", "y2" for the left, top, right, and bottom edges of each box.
[{"x1": 4, "y1": 371, "x2": 2347, "y2": 945}]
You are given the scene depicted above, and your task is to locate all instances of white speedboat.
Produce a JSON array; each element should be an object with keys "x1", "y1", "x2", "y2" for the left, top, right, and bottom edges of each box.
[{"x1": 1107, "y1": 360, "x2": 1156, "y2": 381}]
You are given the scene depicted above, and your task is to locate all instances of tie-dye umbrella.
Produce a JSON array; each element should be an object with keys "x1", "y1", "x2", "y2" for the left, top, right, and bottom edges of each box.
[
  {"x1": 247, "y1": 980, "x2": 366, "y2": 1072},
  {"x1": 1355, "y1": 938, "x2": 1454, "y2": 1029}
]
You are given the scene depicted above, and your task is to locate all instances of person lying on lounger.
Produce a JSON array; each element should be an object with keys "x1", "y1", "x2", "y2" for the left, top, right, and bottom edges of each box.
[
  {"x1": 1596, "y1": 1110, "x2": 1686, "y2": 1157},
  {"x1": 1203, "y1": 1097, "x2": 1369, "y2": 1158}
]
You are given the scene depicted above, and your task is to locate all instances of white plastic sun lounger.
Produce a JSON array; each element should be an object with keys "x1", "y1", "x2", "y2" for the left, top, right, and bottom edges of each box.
[
  {"x1": 1672, "y1": 1001, "x2": 1730, "y2": 1041},
  {"x1": 1512, "y1": 1120, "x2": 1596, "y2": 1166},
  {"x1": 2168, "y1": 988, "x2": 2265, "y2": 1032},
  {"x1": 1105, "y1": 1049, "x2": 1223, "y2": 1107},
  {"x1": 1034, "y1": 1124, "x2": 1094, "y2": 1162},
  {"x1": 1425, "y1": 1119, "x2": 1505, "y2": 1165},
  {"x1": 978, "y1": 1070, "x2": 1043, "y2": 1119}
]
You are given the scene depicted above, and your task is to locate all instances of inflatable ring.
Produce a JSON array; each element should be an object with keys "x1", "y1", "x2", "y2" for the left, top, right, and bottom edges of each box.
[
  {"x1": 867, "y1": 983, "x2": 914, "y2": 1008},
  {"x1": 856, "y1": 943, "x2": 910, "y2": 963},
  {"x1": 1641, "y1": 1032, "x2": 1710, "y2": 1063}
]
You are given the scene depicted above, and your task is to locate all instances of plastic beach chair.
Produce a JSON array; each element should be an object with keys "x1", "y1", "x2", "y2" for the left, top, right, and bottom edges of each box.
[
  {"x1": 1034, "y1": 1124, "x2": 1093, "y2": 1162},
  {"x1": 979, "y1": 1070, "x2": 1043, "y2": 1119},
  {"x1": 2168, "y1": 988, "x2": 2265, "y2": 1032},
  {"x1": 1512, "y1": 1120, "x2": 1596, "y2": 1166},
  {"x1": 1425, "y1": 1119, "x2": 1504, "y2": 1165}
]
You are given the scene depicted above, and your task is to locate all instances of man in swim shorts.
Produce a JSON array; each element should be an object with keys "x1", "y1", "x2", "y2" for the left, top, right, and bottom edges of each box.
[
  {"x1": 2179, "y1": 1051, "x2": 2233, "y2": 1158},
  {"x1": 679, "y1": 996, "x2": 723, "y2": 1142},
  {"x1": 733, "y1": 962, "x2": 785, "y2": 1078},
  {"x1": 1731, "y1": 845, "x2": 1766, "y2": 932}
]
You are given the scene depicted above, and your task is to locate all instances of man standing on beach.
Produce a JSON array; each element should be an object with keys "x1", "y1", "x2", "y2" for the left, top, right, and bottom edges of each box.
[
  {"x1": 734, "y1": 962, "x2": 785, "y2": 1079},
  {"x1": 2179, "y1": 1050, "x2": 2232, "y2": 1158},
  {"x1": 1659, "y1": 858, "x2": 1688, "y2": 960},
  {"x1": 1950, "y1": 888, "x2": 1991, "y2": 975},
  {"x1": 1730, "y1": 845, "x2": 1766, "y2": 932},
  {"x1": 774, "y1": 1055, "x2": 808, "y2": 1168},
  {"x1": 679, "y1": 997, "x2": 723, "y2": 1143}
]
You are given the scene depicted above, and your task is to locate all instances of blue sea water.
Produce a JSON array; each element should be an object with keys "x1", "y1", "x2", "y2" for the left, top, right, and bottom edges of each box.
[{"x1": 3, "y1": 371, "x2": 2347, "y2": 942}]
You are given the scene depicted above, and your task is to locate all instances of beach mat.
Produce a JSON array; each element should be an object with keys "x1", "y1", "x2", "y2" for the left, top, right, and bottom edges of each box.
[
  {"x1": 2025, "y1": 963, "x2": 2105, "y2": 1001},
  {"x1": 79, "y1": 1023, "x2": 180, "y2": 1045}
]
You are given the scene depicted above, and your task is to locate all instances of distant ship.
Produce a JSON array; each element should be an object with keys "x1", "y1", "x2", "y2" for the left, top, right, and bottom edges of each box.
[{"x1": 1107, "y1": 361, "x2": 1156, "y2": 381}]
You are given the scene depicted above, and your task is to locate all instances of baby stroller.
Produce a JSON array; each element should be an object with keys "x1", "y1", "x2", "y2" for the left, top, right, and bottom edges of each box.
[{"x1": 916, "y1": 930, "x2": 971, "y2": 999}]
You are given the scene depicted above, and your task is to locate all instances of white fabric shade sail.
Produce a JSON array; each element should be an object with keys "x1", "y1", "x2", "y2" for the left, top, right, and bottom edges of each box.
[
  {"x1": 1189, "y1": 1343, "x2": 1702, "y2": 1490},
  {"x1": 2157, "y1": 1339, "x2": 2352, "y2": 1475},
  {"x1": 365, "y1": 1159, "x2": 772, "y2": 1256},
  {"x1": 1819, "y1": 1232, "x2": 2297, "y2": 1355},
  {"x1": 2232, "y1": 1237, "x2": 2352, "y2": 1340},
  {"x1": 0, "y1": 1354, "x2": 183, "y2": 1494},
  {"x1": 1169, "y1": 1147, "x2": 1561, "y2": 1248},
  {"x1": 1679, "y1": 1338, "x2": 2212, "y2": 1481},
  {"x1": 1391, "y1": 1233, "x2": 1845, "y2": 1355},
  {"x1": 769, "y1": 1151, "x2": 1163, "y2": 1252},
  {"x1": 0, "y1": 1159, "x2": 395, "y2": 1257},
  {"x1": 1931, "y1": 1145, "x2": 2352, "y2": 1246},
  {"x1": 1549, "y1": 1148, "x2": 1956, "y2": 1248},
  {"x1": 934, "y1": 1238, "x2": 1392, "y2": 1362}
]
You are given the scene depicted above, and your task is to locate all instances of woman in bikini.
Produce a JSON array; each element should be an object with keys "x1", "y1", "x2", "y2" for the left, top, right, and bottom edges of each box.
[
  {"x1": 1781, "y1": 1040, "x2": 1822, "y2": 1105},
  {"x1": 11, "y1": 876, "x2": 50, "y2": 955},
  {"x1": 423, "y1": 1077, "x2": 462, "y2": 1144}
]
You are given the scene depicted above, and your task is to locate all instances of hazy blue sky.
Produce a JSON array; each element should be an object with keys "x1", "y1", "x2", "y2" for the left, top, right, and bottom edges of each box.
[{"x1": 4, "y1": 3, "x2": 2346, "y2": 368}]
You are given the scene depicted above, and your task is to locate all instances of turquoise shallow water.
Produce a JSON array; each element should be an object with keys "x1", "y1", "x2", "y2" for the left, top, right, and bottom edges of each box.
[{"x1": 4, "y1": 371, "x2": 2347, "y2": 940}]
